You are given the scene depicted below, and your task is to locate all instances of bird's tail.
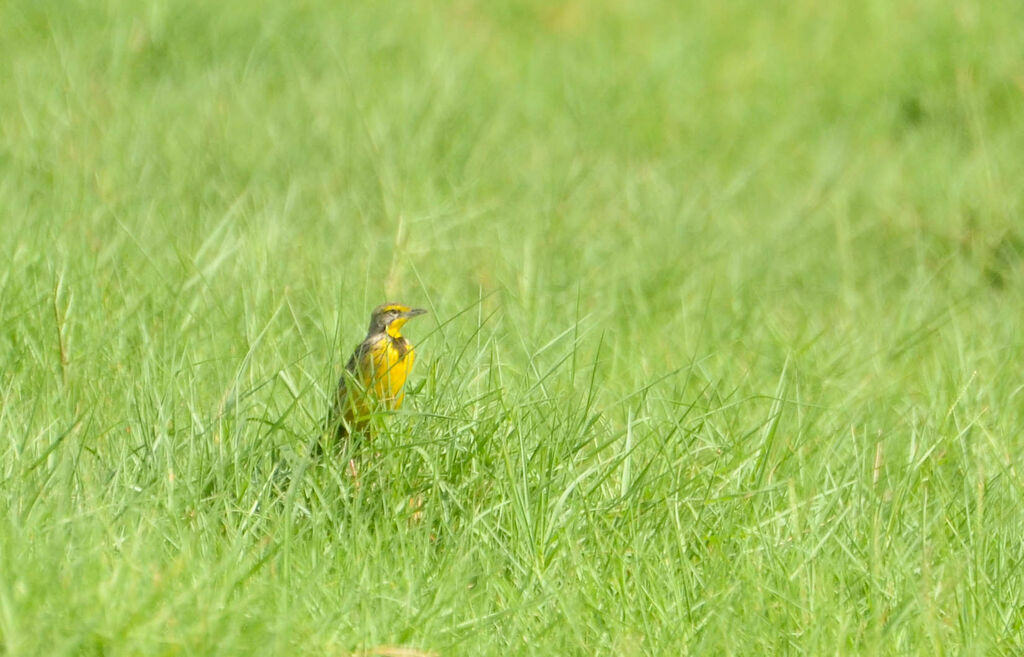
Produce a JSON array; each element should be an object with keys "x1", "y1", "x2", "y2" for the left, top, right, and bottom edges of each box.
[{"x1": 311, "y1": 404, "x2": 350, "y2": 458}]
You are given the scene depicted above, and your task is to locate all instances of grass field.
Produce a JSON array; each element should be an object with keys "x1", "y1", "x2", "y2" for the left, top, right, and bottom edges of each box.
[{"x1": 3, "y1": 0, "x2": 1024, "y2": 654}]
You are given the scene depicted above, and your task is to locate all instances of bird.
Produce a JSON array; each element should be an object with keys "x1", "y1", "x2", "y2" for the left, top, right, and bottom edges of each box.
[{"x1": 321, "y1": 302, "x2": 428, "y2": 454}]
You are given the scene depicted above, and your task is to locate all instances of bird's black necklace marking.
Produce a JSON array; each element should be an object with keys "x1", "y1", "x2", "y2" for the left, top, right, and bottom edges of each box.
[{"x1": 390, "y1": 335, "x2": 410, "y2": 357}]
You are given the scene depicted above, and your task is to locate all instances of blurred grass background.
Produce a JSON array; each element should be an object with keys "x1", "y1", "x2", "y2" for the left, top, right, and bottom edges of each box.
[{"x1": 2, "y1": 0, "x2": 1024, "y2": 654}]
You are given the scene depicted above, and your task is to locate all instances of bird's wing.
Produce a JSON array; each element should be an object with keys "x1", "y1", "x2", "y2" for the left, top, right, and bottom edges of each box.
[
  {"x1": 327, "y1": 336, "x2": 384, "y2": 438},
  {"x1": 325, "y1": 342, "x2": 359, "y2": 439}
]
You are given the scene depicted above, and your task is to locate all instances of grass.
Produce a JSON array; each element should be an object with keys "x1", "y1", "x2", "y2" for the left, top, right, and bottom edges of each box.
[{"x1": 2, "y1": 0, "x2": 1024, "y2": 654}]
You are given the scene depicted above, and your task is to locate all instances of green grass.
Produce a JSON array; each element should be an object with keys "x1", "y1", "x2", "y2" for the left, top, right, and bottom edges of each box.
[{"x1": 3, "y1": 0, "x2": 1024, "y2": 654}]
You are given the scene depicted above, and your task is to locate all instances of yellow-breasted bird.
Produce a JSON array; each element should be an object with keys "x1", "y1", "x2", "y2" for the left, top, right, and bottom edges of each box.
[{"x1": 324, "y1": 302, "x2": 427, "y2": 448}]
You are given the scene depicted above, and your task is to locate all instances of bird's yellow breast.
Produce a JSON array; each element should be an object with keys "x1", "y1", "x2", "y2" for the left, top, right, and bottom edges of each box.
[
  {"x1": 338, "y1": 333, "x2": 416, "y2": 430},
  {"x1": 364, "y1": 335, "x2": 415, "y2": 408}
]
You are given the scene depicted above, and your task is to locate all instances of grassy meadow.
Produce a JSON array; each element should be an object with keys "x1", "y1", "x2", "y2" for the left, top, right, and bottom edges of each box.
[{"x1": 3, "y1": 0, "x2": 1024, "y2": 654}]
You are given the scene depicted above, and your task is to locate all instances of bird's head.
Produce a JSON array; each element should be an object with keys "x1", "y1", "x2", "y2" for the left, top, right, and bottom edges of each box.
[{"x1": 368, "y1": 302, "x2": 427, "y2": 337}]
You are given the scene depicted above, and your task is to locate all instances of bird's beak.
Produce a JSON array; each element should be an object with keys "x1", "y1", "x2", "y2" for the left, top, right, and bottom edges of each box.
[{"x1": 404, "y1": 308, "x2": 428, "y2": 318}]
